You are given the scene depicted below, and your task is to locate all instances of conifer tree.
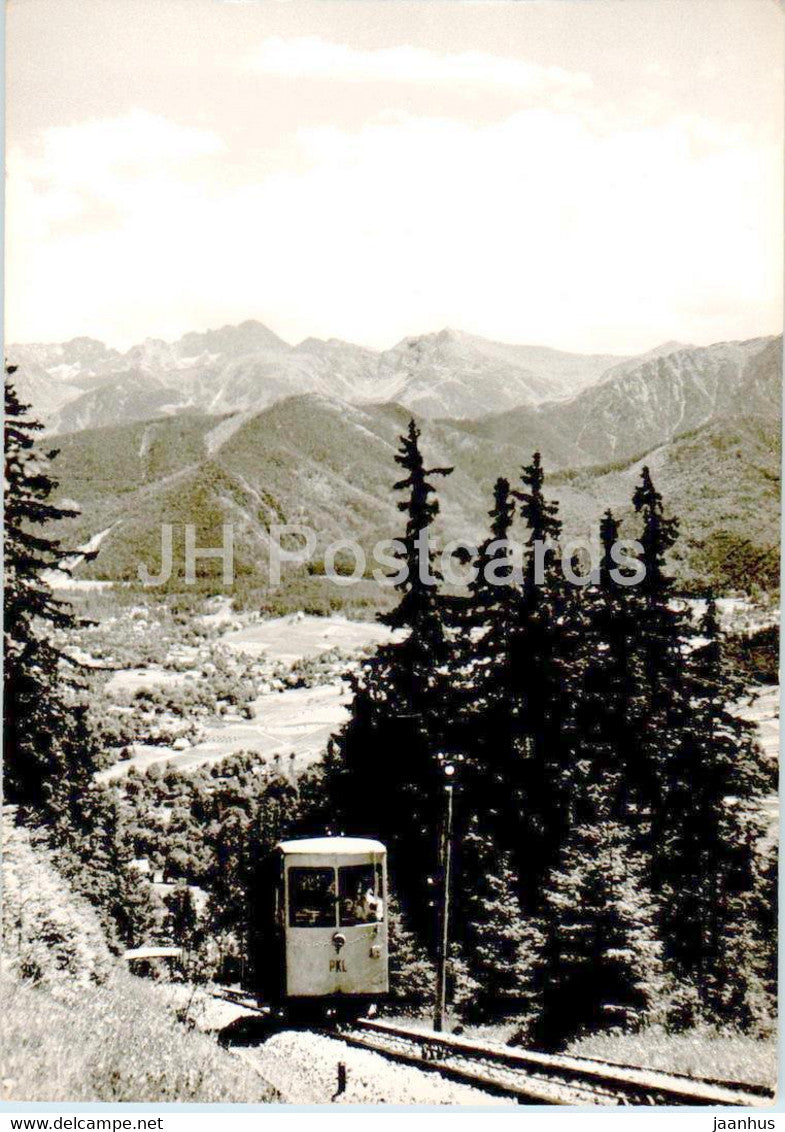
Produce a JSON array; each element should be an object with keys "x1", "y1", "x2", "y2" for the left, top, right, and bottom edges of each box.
[
  {"x1": 321, "y1": 420, "x2": 457, "y2": 943},
  {"x1": 572, "y1": 507, "x2": 641, "y2": 824},
  {"x1": 468, "y1": 477, "x2": 517, "y2": 620},
  {"x1": 752, "y1": 843, "x2": 777, "y2": 1021},
  {"x1": 380, "y1": 418, "x2": 453, "y2": 633},
  {"x1": 3, "y1": 370, "x2": 97, "y2": 821},
  {"x1": 533, "y1": 777, "x2": 665, "y2": 1049},
  {"x1": 506, "y1": 452, "x2": 577, "y2": 912},
  {"x1": 387, "y1": 892, "x2": 437, "y2": 1011},
  {"x1": 623, "y1": 473, "x2": 770, "y2": 1027},
  {"x1": 166, "y1": 882, "x2": 202, "y2": 951},
  {"x1": 658, "y1": 596, "x2": 772, "y2": 1024},
  {"x1": 461, "y1": 477, "x2": 520, "y2": 833},
  {"x1": 626, "y1": 466, "x2": 689, "y2": 834},
  {"x1": 515, "y1": 452, "x2": 562, "y2": 590},
  {"x1": 457, "y1": 818, "x2": 541, "y2": 1021}
]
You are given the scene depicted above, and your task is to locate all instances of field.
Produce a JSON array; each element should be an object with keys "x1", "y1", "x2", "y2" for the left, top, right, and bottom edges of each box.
[{"x1": 93, "y1": 610, "x2": 398, "y2": 780}]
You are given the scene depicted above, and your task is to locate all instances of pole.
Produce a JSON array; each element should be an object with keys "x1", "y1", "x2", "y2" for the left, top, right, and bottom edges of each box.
[{"x1": 434, "y1": 777, "x2": 454, "y2": 1032}]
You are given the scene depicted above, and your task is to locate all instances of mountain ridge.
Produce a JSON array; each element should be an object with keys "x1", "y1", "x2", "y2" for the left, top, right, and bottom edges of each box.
[
  {"x1": 44, "y1": 372, "x2": 780, "y2": 595},
  {"x1": 9, "y1": 318, "x2": 735, "y2": 432}
]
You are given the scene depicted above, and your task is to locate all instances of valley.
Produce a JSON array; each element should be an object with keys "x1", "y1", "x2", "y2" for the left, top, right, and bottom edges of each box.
[
  {"x1": 69, "y1": 598, "x2": 777, "y2": 850},
  {"x1": 95, "y1": 611, "x2": 398, "y2": 782}
]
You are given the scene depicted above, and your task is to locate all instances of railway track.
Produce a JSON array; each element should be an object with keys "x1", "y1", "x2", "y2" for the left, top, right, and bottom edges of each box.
[
  {"x1": 211, "y1": 991, "x2": 774, "y2": 1106},
  {"x1": 333, "y1": 1018, "x2": 774, "y2": 1107}
]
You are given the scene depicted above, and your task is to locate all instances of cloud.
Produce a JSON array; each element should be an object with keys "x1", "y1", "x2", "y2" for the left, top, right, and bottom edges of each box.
[
  {"x1": 246, "y1": 37, "x2": 593, "y2": 96},
  {"x1": 7, "y1": 111, "x2": 225, "y2": 238},
  {"x1": 5, "y1": 107, "x2": 781, "y2": 352}
]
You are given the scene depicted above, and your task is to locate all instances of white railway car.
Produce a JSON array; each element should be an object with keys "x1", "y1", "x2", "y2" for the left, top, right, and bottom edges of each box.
[{"x1": 255, "y1": 836, "x2": 389, "y2": 1018}]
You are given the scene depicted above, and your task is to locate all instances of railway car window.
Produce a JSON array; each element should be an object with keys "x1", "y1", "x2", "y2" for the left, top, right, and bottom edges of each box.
[
  {"x1": 339, "y1": 863, "x2": 384, "y2": 926},
  {"x1": 288, "y1": 867, "x2": 336, "y2": 927}
]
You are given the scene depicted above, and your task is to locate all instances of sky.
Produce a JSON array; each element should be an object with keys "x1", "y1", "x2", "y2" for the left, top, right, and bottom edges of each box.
[{"x1": 5, "y1": 0, "x2": 784, "y2": 354}]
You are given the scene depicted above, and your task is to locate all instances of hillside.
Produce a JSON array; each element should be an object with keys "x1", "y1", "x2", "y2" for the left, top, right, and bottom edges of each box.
[
  {"x1": 48, "y1": 398, "x2": 504, "y2": 585},
  {"x1": 46, "y1": 386, "x2": 780, "y2": 593},
  {"x1": 1, "y1": 815, "x2": 277, "y2": 1103},
  {"x1": 553, "y1": 415, "x2": 781, "y2": 590},
  {"x1": 470, "y1": 336, "x2": 781, "y2": 468}
]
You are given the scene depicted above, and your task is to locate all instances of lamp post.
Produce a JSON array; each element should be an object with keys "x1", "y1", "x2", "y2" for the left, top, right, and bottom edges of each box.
[{"x1": 433, "y1": 757, "x2": 456, "y2": 1033}]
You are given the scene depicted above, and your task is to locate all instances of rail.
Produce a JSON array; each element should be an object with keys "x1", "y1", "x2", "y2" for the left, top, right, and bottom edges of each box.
[{"x1": 333, "y1": 1018, "x2": 774, "y2": 1107}]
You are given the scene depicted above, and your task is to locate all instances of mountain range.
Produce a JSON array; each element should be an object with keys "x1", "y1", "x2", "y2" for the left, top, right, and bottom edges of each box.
[
  {"x1": 8, "y1": 320, "x2": 683, "y2": 432},
  {"x1": 7, "y1": 320, "x2": 780, "y2": 595}
]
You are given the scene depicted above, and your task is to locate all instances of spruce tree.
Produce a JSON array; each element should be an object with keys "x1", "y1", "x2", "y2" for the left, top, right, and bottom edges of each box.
[
  {"x1": 626, "y1": 466, "x2": 689, "y2": 837},
  {"x1": 468, "y1": 477, "x2": 517, "y2": 620},
  {"x1": 380, "y1": 418, "x2": 453, "y2": 632},
  {"x1": 624, "y1": 472, "x2": 771, "y2": 1029},
  {"x1": 457, "y1": 818, "x2": 541, "y2": 1022},
  {"x1": 659, "y1": 596, "x2": 772, "y2": 1025},
  {"x1": 4, "y1": 370, "x2": 96, "y2": 821},
  {"x1": 461, "y1": 477, "x2": 520, "y2": 835},
  {"x1": 752, "y1": 842, "x2": 777, "y2": 1024},
  {"x1": 387, "y1": 892, "x2": 437, "y2": 1012},
  {"x1": 533, "y1": 777, "x2": 664, "y2": 1049},
  {"x1": 572, "y1": 507, "x2": 641, "y2": 824},
  {"x1": 506, "y1": 452, "x2": 576, "y2": 913},
  {"x1": 320, "y1": 420, "x2": 457, "y2": 944}
]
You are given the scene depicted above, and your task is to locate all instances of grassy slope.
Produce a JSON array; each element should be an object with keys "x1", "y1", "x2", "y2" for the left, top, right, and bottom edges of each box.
[
  {"x1": 1, "y1": 817, "x2": 277, "y2": 1103},
  {"x1": 566, "y1": 1027, "x2": 777, "y2": 1091},
  {"x1": 1, "y1": 972, "x2": 277, "y2": 1103},
  {"x1": 554, "y1": 415, "x2": 781, "y2": 587}
]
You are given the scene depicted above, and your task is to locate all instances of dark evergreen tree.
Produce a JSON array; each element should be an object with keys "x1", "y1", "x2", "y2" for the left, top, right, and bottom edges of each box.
[
  {"x1": 459, "y1": 477, "x2": 520, "y2": 835},
  {"x1": 626, "y1": 466, "x2": 690, "y2": 837},
  {"x1": 457, "y1": 818, "x2": 541, "y2": 1022},
  {"x1": 622, "y1": 473, "x2": 771, "y2": 1029},
  {"x1": 387, "y1": 891, "x2": 437, "y2": 1012},
  {"x1": 166, "y1": 882, "x2": 202, "y2": 952},
  {"x1": 751, "y1": 842, "x2": 777, "y2": 1024},
  {"x1": 320, "y1": 420, "x2": 458, "y2": 944},
  {"x1": 3, "y1": 370, "x2": 97, "y2": 824},
  {"x1": 468, "y1": 477, "x2": 517, "y2": 619},
  {"x1": 380, "y1": 418, "x2": 453, "y2": 632},
  {"x1": 505, "y1": 452, "x2": 577, "y2": 913},
  {"x1": 533, "y1": 777, "x2": 664, "y2": 1049},
  {"x1": 515, "y1": 452, "x2": 562, "y2": 588},
  {"x1": 571, "y1": 508, "x2": 642, "y2": 825},
  {"x1": 658, "y1": 596, "x2": 772, "y2": 1025}
]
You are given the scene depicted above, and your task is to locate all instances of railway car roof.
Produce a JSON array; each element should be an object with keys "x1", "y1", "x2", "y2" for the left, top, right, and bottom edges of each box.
[{"x1": 277, "y1": 837, "x2": 385, "y2": 855}]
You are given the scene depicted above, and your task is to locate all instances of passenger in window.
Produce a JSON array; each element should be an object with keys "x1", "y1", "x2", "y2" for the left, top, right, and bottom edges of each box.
[
  {"x1": 364, "y1": 886, "x2": 384, "y2": 922},
  {"x1": 343, "y1": 879, "x2": 382, "y2": 923}
]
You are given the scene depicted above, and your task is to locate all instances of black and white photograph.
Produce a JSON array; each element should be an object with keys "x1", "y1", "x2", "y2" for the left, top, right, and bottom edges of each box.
[{"x1": 2, "y1": 0, "x2": 782, "y2": 1115}]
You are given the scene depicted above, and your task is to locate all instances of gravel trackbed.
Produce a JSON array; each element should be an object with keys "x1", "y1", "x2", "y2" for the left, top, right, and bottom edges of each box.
[{"x1": 240, "y1": 1030, "x2": 512, "y2": 1105}]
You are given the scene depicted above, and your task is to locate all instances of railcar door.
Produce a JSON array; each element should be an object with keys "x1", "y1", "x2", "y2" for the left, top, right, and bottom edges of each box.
[
  {"x1": 335, "y1": 859, "x2": 389, "y2": 997},
  {"x1": 284, "y1": 863, "x2": 339, "y2": 997}
]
